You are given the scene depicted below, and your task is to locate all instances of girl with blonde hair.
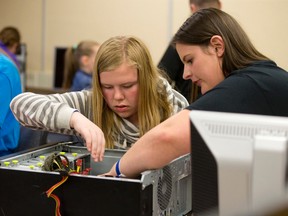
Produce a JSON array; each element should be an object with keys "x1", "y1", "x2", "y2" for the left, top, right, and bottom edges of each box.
[{"x1": 10, "y1": 35, "x2": 188, "y2": 160}]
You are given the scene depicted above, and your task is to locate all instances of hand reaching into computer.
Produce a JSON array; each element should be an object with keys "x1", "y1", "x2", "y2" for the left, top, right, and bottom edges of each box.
[{"x1": 70, "y1": 111, "x2": 105, "y2": 162}]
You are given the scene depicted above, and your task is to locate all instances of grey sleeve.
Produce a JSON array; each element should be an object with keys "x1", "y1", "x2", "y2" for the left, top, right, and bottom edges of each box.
[
  {"x1": 171, "y1": 89, "x2": 189, "y2": 114},
  {"x1": 10, "y1": 90, "x2": 92, "y2": 135}
]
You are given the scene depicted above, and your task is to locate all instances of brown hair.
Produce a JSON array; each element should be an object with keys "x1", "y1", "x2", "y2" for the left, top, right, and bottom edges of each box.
[
  {"x1": 62, "y1": 40, "x2": 100, "y2": 89},
  {"x1": 173, "y1": 8, "x2": 269, "y2": 77},
  {"x1": 189, "y1": 0, "x2": 221, "y2": 9},
  {"x1": 0, "y1": 26, "x2": 21, "y2": 49}
]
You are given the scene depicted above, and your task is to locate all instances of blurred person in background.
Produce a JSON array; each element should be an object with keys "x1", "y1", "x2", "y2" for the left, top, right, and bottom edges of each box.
[
  {"x1": 62, "y1": 40, "x2": 100, "y2": 91},
  {"x1": 0, "y1": 26, "x2": 22, "y2": 156}
]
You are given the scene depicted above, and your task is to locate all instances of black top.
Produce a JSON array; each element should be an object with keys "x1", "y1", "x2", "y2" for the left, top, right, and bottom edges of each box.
[
  {"x1": 188, "y1": 60, "x2": 288, "y2": 215},
  {"x1": 187, "y1": 60, "x2": 288, "y2": 117}
]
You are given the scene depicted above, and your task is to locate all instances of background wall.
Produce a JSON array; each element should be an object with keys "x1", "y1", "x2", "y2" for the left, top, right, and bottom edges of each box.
[{"x1": 0, "y1": 0, "x2": 287, "y2": 88}]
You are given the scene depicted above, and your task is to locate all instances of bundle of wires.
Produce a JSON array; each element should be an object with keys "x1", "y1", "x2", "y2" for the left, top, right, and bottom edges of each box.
[
  {"x1": 43, "y1": 153, "x2": 71, "y2": 216},
  {"x1": 42, "y1": 152, "x2": 91, "y2": 215},
  {"x1": 46, "y1": 176, "x2": 69, "y2": 216}
]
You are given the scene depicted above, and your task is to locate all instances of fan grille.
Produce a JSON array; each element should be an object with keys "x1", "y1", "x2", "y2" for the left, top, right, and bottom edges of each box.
[{"x1": 157, "y1": 166, "x2": 172, "y2": 211}]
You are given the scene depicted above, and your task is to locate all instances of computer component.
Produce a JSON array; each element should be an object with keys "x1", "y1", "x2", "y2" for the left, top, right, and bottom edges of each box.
[{"x1": 0, "y1": 142, "x2": 191, "y2": 216}]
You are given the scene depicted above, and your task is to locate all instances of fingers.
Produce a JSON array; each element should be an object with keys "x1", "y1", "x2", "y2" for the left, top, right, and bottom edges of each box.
[
  {"x1": 98, "y1": 164, "x2": 117, "y2": 177},
  {"x1": 90, "y1": 128, "x2": 105, "y2": 162},
  {"x1": 97, "y1": 173, "x2": 114, "y2": 177},
  {"x1": 71, "y1": 113, "x2": 105, "y2": 162},
  {"x1": 81, "y1": 127, "x2": 105, "y2": 162}
]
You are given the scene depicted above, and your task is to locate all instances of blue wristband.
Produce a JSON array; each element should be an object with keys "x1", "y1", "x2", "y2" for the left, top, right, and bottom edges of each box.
[{"x1": 115, "y1": 160, "x2": 121, "y2": 177}]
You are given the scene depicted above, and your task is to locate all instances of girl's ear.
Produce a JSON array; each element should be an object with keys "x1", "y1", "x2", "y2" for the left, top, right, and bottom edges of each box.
[{"x1": 210, "y1": 35, "x2": 225, "y2": 57}]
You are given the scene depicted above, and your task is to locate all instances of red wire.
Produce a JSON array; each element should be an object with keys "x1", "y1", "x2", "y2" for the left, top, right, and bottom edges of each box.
[
  {"x1": 46, "y1": 176, "x2": 69, "y2": 216},
  {"x1": 50, "y1": 194, "x2": 61, "y2": 216},
  {"x1": 45, "y1": 164, "x2": 91, "y2": 215}
]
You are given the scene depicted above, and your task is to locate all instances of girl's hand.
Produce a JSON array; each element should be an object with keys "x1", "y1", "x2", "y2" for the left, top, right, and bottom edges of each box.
[{"x1": 70, "y1": 111, "x2": 105, "y2": 162}]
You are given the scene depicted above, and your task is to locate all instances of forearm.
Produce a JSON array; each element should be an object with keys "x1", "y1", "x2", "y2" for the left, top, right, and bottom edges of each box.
[
  {"x1": 9, "y1": 92, "x2": 88, "y2": 135},
  {"x1": 111, "y1": 109, "x2": 191, "y2": 178}
]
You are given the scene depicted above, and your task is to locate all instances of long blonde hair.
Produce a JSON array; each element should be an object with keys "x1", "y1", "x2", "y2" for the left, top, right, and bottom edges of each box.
[{"x1": 92, "y1": 36, "x2": 172, "y2": 148}]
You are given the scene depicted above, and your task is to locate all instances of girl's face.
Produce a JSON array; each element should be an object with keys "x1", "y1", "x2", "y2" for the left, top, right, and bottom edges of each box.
[
  {"x1": 176, "y1": 43, "x2": 225, "y2": 95},
  {"x1": 86, "y1": 45, "x2": 100, "y2": 74},
  {"x1": 100, "y1": 61, "x2": 139, "y2": 125}
]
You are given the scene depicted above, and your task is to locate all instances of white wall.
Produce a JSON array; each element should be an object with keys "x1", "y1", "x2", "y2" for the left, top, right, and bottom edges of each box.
[
  {"x1": 223, "y1": 0, "x2": 288, "y2": 73},
  {"x1": 0, "y1": 0, "x2": 287, "y2": 88}
]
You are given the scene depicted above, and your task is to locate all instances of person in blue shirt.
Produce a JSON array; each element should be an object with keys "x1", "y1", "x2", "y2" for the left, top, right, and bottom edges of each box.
[
  {"x1": 62, "y1": 40, "x2": 100, "y2": 91},
  {"x1": 0, "y1": 26, "x2": 22, "y2": 156}
]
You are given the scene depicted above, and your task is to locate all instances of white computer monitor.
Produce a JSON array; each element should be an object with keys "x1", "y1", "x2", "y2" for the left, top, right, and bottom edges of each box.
[{"x1": 189, "y1": 110, "x2": 288, "y2": 216}]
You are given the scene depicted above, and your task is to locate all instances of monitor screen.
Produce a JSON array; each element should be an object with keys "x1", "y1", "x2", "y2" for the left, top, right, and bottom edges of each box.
[
  {"x1": 189, "y1": 110, "x2": 288, "y2": 216},
  {"x1": 16, "y1": 43, "x2": 27, "y2": 90},
  {"x1": 53, "y1": 47, "x2": 67, "y2": 88}
]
